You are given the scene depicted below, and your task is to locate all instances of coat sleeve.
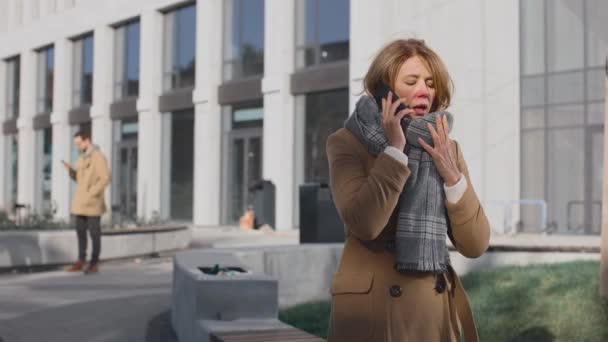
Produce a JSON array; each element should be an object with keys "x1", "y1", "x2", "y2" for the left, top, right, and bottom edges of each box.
[
  {"x1": 326, "y1": 132, "x2": 411, "y2": 241},
  {"x1": 446, "y1": 141, "x2": 491, "y2": 258},
  {"x1": 88, "y1": 154, "x2": 111, "y2": 198}
]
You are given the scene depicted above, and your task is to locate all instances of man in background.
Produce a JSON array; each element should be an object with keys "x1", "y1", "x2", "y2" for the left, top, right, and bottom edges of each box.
[{"x1": 62, "y1": 130, "x2": 111, "y2": 274}]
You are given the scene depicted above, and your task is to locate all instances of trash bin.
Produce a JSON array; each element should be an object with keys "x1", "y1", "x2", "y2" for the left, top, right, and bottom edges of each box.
[
  {"x1": 249, "y1": 180, "x2": 275, "y2": 229},
  {"x1": 299, "y1": 183, "x2": 344, "y2": 243}
]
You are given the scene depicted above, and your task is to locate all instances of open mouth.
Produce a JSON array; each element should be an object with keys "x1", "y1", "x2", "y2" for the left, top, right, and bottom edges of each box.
[{"x1": 412, "y1": 104, "x2": 429, "y2": 115}]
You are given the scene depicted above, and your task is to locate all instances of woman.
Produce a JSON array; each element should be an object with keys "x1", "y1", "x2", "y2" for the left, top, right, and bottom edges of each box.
[{"x1": 326, "y1": 39, "x2": 490, "y2": 342}]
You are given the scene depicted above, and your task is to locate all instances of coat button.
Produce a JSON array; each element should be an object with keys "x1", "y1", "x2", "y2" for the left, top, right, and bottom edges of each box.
[
  {"x1": 435, "y1": 275, "x2": 447, "y2": 294},
  {"x1": 389, "y1": 285, "x2": 402, "y2": 298}
]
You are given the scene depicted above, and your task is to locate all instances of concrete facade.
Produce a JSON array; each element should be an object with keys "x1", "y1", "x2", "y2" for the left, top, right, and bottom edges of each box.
[{"x1": 0, "y1": 1, "x2": 604, "y2": 233}]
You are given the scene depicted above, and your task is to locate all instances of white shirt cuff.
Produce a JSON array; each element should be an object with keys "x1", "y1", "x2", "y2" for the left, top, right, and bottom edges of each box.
[
  {"x1": 383, "y1": 146, "x2": 408, "y2": 166},
  {"x1": 444, "y1": 173, "x2": 468, "y2": 204}
]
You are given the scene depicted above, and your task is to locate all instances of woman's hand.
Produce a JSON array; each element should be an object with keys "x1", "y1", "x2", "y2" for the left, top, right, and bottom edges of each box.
[
  {"x1": 418, "y1": 114, "x2": 461, "y2": 186},
  {"x1": 381, "y1": 91, "x2": 414, "y2": 151}
]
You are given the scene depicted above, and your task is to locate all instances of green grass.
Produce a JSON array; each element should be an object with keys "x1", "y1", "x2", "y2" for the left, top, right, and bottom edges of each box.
[{"x1": 279, "y1": 261, "x2": 608, "y2": 341}]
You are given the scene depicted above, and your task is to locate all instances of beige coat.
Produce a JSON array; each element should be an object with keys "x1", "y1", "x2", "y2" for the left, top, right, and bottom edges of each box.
[
  {"x1": 70, "y1": 146, "x2": 111, "y2": 217},
  {"x1": 326, "y1": 128, "x2": 490, "y2": 342}
]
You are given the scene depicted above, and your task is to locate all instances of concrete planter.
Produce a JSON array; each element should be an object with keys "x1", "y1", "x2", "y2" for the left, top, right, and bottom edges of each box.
[
  {"x1": 0, "y1": 225, "x2": 191, "y2": 268},
  {"x1": 172, "y1": 250, "x2": 279, "y2": 342}
]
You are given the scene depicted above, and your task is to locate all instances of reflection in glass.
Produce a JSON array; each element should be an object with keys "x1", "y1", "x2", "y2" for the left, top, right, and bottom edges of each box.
[
  {"x1": 295, "y1": 0, "x2": 349, "y2": 68},
  {"x1": 5, "y1": 57, "x2": 20, "y2": 118},
  {"x1": 114, "y1": 20, "x2": 140, "y2": 99},
  {"x1": 164, "y1": 5, "x2": 196, "y2": 90},
  {"x1": 73, "y1": 34, "x2": 94, "y2": 107},
  {"x1": 223, "y1": 0, "x2": 264, "y2": 80},
  {"x1": 37, "y1": 47, "x2": 54, "y2": 113},
  {"x1": 520, "y1": 0, "x2": 606, "y2": 235}
]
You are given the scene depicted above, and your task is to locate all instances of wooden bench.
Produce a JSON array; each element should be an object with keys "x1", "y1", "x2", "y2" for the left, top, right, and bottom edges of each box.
[{"x1": 210, "y1": 327, "x2": 326, "y2": 342}]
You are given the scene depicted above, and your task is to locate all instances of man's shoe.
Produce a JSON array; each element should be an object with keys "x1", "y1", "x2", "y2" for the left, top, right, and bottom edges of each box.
[
  {"x1": 83, "y1": 263, "x2": 99, "y2": 275},
  {"x1": 64, "y1": 260, "x2": 86, "y2": 272}
]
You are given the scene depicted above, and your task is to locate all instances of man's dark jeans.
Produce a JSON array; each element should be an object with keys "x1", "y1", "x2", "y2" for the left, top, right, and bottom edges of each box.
[{"x1": 75, "y1": 215, "x2": 101, "y2": 264}]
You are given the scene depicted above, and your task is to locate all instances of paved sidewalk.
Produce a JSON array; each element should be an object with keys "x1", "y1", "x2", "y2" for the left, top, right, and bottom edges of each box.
[
  {"x1": 0, "y1": 227, "x2": 301, "y2": 342},
  {"x1": 0, "y1": 259, "x2": 177, "y2": 342}
]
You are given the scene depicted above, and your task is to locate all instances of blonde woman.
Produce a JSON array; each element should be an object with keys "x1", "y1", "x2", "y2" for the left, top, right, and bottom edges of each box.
[{"x1": 326, "y1": 39, "x2": 490, "y2": 341}]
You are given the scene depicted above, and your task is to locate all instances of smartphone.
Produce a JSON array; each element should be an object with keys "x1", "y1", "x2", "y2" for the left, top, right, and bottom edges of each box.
[
  {"x1": 373, "y1": 81, "x2": 409, "y2": 113},
  {"x1": 373, "y1": 81, "x2": 410, "y2": 131}
]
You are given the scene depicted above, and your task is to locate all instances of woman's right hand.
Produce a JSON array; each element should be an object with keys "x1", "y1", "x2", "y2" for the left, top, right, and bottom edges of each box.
[{"x1": 381, "y1": 91, "x2": 413, "y2": 151}]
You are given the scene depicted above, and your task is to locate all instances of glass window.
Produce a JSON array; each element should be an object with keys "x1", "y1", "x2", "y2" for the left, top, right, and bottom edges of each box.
[
  {"x1": 37, "y1": 46, "x2": 54, "y2": 113},
  {"x1": 37, "y1": 127, "x2": 53, "y2": 215},
  {"x1": 168, "y1": 110, "x2": 194, "y2": 220},
  {"x1": 5, "y1": 56, "x2": 20, "y2": 119},
  {"x1": 520, "y1": 0, "x2": 606, "y2": 234},
  {"x1": 585, "y1": 0, "x2": 608, "y2": 68},
  {"x1": 520, "y1": 0, "x2": 545, "y2": 75},
  {"x1": 547, "y1": 128, "x2": 585, "y2": 233},
  {"x1": 521, "y1": 75, "x2": 545, "y2": 107},
  {"x1": 223, "y1": 0, "x2": 264, "y2": 80},
  {"x1": 547, "y1": 70, "x2": 584, "y2": 105},
  {"x1": 5, "y1": 135, "x2": 18, "y2": 208},
  {"x1": 114, "y1": 20, "x2": 140, "y2": 99},
  {"x1": 72, "y1": 34, "x2": 94, "y2": 107},
  {"x1": 163, "y1": 4, "x2": 196, "y2": 91},
  {"x1": 295, "y1": 0, "x2": 349, "y2": 68},
  {"x1": 546, "y1": 0, "x2": 584, "y2": 72},
  {"x1": 302, "y1": 89, "x2": 348, "y2": 183},
  {"x1": 520, "y1": 129, "x2": 545, "y2": 232}
]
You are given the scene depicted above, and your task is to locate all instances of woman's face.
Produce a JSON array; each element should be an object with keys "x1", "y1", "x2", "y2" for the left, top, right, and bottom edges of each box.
[{"x1": 392, "y1": 55, "x2": 436, "y2": 117}]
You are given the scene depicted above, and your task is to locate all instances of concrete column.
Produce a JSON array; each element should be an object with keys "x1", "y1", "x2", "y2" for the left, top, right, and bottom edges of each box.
[
  {"x1": 91, "y1": 25, "x2": 114, "y2": 223},
  {"x1": 262, "y1": 0, "x2": 296, "y2": 230},
  {"x1": 600, "y1": 61, "x2": 608, "y2": 298},
  {"x1": 16, "y1": 50, "x2": 37, "y2": 212},
  {"x1": 50, "y1": 38, "x2": 73, "y2": 220},
  {"x1": 136, "y1": 9, "x2": 163, "y2": 221},
  {"x1": 192, "y1": 0, "x2": 223, "y2": 226}
]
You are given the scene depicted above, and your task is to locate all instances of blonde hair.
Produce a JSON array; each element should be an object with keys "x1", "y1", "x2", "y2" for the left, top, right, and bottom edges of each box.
[{"x1": 363, "y1": 39, "x2": 453, "y2": 112}]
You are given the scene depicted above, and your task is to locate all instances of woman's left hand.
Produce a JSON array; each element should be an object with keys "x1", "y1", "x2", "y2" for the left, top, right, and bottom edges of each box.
[{"x1": 418, "y1": 114, "x2": 462, "y2": 187}]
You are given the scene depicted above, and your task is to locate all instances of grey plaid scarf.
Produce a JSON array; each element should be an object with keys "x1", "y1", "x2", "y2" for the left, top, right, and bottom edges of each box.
[{"x1": 344, "y1": 95, "x2": 454, "y2": 273}]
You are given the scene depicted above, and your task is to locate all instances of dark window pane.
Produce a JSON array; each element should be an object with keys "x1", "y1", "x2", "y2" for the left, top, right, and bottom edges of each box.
[
  {"x1": 42, "y1": 128, "x2": 53, "y2": 214},
  {"x1": 317, "y1": 0, "x2": 349, "y2": 64},
  {"x1": 126, "y1": 21, "x2": 140, "y2": 97},
  {"x1": 230, "y1": 139, "x2": 245, "y2": 222},
  {"x1": 81, "y1": 35, "x2": 94, "y2": 104},
  {"x1": 170, "y1": 110, "x2": 194, "y2": 220},
  {"x1": 47, "y1": 47, "x2": 54, "y2": 111},
  {"x1": 239, "y1": 0, "x2": 264, "y2": 77},
  {"x1": 11, "y1": 135, "x2": 19, "y2": 206},
  {"x1": 305, "y1": 0, "x2": 315, "y2": 46},
  {"x1": 176, "y1": 5, "x2": 196, "y2": 88},
  {"x1": 304, "y1": 89, "x2": 349, "y2": 183}
]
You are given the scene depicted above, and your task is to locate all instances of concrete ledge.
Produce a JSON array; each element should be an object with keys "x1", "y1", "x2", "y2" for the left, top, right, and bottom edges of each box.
[{"x1": 0, "y1": 226, "x2": 191, "y2": 268}]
